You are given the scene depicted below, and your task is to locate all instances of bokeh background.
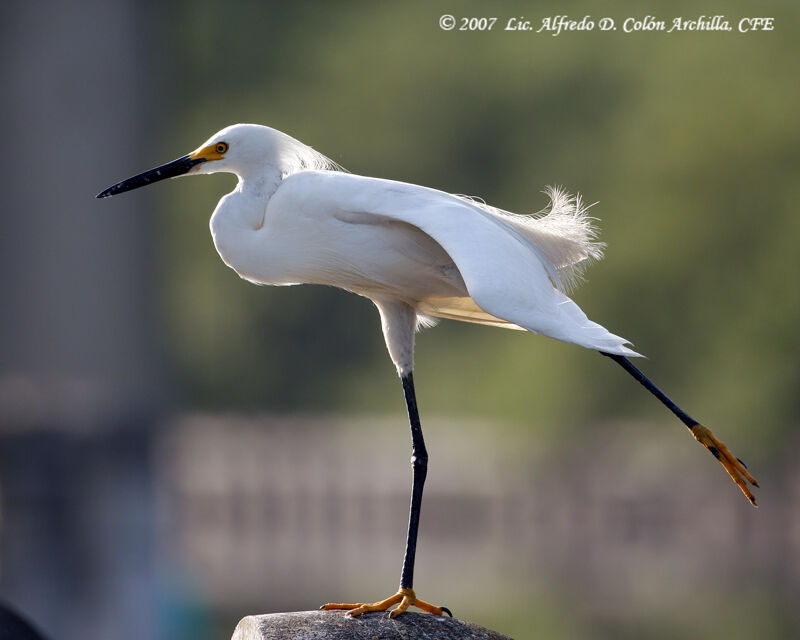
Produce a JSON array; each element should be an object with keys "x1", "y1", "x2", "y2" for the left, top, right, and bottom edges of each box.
[{"x1": 1, "y1": 1, "x2": 799, "y2": 639}]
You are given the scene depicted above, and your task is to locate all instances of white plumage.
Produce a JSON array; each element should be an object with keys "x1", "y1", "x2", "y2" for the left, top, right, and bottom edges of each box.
[{"x1": 192, "y1": 124, "x2": 639, "y2": 375}]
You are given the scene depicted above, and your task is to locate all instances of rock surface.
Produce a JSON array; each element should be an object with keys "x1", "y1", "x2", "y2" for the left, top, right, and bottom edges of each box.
[{"x1": 232, "y1": 610, "x2": 514, "y2": 640}]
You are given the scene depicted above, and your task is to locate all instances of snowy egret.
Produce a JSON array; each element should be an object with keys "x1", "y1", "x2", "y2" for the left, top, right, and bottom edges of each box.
[{"x1": 97, "y1": 123, "x2": 758, "y2": 617}]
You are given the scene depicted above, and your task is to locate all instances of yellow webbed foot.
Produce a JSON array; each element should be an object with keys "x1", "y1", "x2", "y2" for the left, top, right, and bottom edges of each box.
[
  {"x1": 691, "y1": 424, "x2": 759, "y2": 506},
  {"x1": 321, "y1": 588, "x2": 451, "y2": 618}
]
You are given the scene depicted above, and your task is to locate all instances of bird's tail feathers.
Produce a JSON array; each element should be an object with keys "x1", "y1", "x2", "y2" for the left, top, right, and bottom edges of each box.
[{"x1": 534, "y1": 293, "x2": 643, "y2": 357}]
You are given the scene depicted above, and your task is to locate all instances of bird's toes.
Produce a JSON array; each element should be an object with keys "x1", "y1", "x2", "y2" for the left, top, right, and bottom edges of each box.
[{"x1": 690, "y1": 424, "x2": 758, "y2": 506}]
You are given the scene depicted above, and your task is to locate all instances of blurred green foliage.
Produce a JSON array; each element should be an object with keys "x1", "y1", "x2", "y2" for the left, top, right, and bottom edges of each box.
[{"x1": 151, "y1": 1, "x2": 798, "y2": 449}]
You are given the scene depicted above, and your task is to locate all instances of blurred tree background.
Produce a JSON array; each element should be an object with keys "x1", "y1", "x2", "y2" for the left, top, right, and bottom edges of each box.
[{"x1": 1, "y1": 1, "x2": 799, "y2": 640}]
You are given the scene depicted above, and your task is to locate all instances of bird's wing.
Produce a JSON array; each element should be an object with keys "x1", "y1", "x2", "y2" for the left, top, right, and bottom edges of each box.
[
  {"x1": 289, "y1": 171, "x2": 640, "y2": 356},
  {"x1": 416, "y1": 295, "x2": 526, "y2": 330}
]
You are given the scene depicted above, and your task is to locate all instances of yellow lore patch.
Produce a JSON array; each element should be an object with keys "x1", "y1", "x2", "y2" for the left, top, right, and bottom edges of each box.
[{"x1": 189, "y1": 141, "x2": 228, "y2": 163}]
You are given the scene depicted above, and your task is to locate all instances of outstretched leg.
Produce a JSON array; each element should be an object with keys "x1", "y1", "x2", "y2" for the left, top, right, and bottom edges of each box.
[{"x1": 602, "y1": 352, "x2": 759, "y2": 506}]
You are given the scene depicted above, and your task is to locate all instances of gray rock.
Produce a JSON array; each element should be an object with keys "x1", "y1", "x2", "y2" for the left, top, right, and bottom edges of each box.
[{"x1": 232, "y1": 610, "x2": 514, "y2": 640}]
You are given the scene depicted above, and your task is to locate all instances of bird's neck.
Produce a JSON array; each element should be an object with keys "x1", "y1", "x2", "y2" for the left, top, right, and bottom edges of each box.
[
  {"x1": 239, "y1": 169, "x2": 283, "y2": 206},
  {"x1": 219, "y1": 169, "x2": 283, "y2": 230},
  {"x1": 209, "y1": 168, "x2": 286, "y2": 282}
]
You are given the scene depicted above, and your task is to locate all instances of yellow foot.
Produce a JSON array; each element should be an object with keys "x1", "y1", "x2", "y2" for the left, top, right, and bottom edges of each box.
[
  {"x1": 691, "y1": 424, "x2": 759, "y2": 507},
  {"x1": 321, "y1": 587, "x2": 452, "y2": 618}
]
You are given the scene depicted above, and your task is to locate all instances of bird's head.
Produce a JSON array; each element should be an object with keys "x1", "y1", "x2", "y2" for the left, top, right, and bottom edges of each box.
[{"x1": 96, "y1": 124, "x2": 287, "y2": 198}]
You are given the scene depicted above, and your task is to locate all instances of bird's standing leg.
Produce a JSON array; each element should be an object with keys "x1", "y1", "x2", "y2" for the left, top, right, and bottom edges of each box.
[
  {"x1": 399, "y1": 372, "x2": 427, "y2": 593},
  {"x1": 602, "y1": 353, "x2": 759, "y2": 505},
  {"x1": 321, "y1": 373, "x2": 450, "y2": 617},
  {"x1": 322, "y1": 302, "x2": 450, "y2": 617},
  {"x1": 395, "y1": 372, "x2": 452, "y2": 616}
]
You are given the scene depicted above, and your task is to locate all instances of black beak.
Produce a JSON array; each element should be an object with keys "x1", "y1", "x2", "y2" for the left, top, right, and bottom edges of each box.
[{"x1": 96, "y1": 154, "x2": 207, "y2": 198}]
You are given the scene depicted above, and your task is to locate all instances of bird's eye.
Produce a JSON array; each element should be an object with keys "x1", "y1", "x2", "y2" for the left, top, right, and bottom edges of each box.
[{"x1": 215, "y1": 142, "x2": 229, "y2": 154}]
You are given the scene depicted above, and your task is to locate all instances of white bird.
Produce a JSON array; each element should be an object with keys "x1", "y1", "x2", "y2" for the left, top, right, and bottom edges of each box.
[{"x1": 98, "y1": 123, "x2": 758, "y2": 617}]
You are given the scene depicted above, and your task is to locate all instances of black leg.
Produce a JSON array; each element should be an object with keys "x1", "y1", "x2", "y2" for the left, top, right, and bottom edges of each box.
[
  {"x1": 601, "y1": 352, "x2": 759, "y2": 505},
  {"x1": 320, "y1": 370, "x2": 451, "y2": 617},
  {"x1": 602, "y1": 353, "x2": 698, "y2": 430},
  {"x1": 399, "y1": 372, "x2": 427, "y2": 591}
]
